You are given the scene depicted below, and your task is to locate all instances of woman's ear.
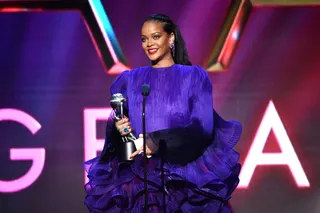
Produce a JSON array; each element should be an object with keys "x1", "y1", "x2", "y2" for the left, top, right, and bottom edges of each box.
[{"x1": 169, "y1": 32, "x2": 175, "y2": 45}]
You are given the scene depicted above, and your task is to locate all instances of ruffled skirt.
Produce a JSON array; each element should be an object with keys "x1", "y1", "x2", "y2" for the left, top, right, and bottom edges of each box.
[{"x1": 84, "y1": 114, "x2": 241, "y2": 213}]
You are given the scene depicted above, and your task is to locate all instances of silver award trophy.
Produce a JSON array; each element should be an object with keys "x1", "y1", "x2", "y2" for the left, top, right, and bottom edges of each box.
[{"x1": 110, "y1": 93, "x2": 137, "y2": 162}]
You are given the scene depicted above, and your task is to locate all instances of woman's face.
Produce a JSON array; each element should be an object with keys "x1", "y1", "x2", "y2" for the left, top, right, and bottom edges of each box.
[{"x1": 141, "y1": 21, "x2": 174, "y2": 64}]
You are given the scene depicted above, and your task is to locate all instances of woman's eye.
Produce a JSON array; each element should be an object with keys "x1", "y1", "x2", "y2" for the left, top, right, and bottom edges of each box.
[
  {"x1": 141, "y1": 38, "x2": 146, "y2": 42},
  {"x1": 153, "y1": 36, "x2": 160, "y2": 39}
]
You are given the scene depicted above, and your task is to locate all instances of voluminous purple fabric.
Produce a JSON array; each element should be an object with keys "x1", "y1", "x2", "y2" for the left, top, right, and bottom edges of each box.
[{"x1": 83, "y1": 64, "x2": 242, "y2": 213}]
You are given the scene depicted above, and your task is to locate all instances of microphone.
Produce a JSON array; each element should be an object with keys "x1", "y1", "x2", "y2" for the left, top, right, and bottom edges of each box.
[
  {"x1": 142, "y1": 84, "x2": 150, "y2": 96},
  {"x1": 110, "y1": 93, "x2": 137, "y2": 162}
]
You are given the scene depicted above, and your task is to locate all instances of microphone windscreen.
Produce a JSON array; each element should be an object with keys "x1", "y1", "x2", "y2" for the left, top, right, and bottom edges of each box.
[{"x1": 141, "y1": 84, "x2": 150, "y2": 96}]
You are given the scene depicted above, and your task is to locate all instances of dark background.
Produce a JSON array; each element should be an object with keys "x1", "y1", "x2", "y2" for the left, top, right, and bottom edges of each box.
[{"x1": 0, "y1": 0, "x2": 319, "y2": 212}]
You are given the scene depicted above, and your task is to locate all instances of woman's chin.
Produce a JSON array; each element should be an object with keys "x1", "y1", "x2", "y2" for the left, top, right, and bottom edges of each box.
[{"x1": 148, "y1": 55, "x2": 159, "y2": 62}]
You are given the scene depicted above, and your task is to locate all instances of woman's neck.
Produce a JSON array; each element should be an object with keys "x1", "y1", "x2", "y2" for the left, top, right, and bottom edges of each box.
[{"x1": 151, "y1": 57, "x2": 175, "y2": 68}]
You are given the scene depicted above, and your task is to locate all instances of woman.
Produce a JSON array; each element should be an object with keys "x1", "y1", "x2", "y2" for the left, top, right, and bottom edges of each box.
[{"x1": 84, "y1": 14, "x2": 242, "y2": 213}]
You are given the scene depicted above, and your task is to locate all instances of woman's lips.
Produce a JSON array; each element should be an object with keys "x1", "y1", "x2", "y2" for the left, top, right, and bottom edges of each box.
[{"x1": 148, "y1": 48, "x2": 158, "y2": 55}]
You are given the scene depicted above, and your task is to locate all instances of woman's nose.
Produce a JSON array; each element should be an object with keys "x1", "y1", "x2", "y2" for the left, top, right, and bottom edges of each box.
[{"x1": 147, "y1": 39, "x2": 154, "y2": 47}]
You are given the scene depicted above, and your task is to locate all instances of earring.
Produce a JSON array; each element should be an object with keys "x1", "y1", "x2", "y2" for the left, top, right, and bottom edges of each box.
[{"x1": 170, "y1": 42, "x2": 175, "y2": 57}]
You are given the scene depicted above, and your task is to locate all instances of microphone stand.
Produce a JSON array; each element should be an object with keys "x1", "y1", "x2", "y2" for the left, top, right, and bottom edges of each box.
[{"x1": 141, "y1": 84, "x2": 150, "y2": 213}]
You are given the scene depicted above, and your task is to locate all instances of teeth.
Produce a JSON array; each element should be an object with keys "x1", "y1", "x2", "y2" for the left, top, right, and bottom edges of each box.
[{"x1": 149, "y1": 49, "x2": 157, "y2": 53}]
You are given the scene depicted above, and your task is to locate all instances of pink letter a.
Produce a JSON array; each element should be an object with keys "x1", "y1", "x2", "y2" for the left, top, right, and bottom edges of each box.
[{"x1": 238, "y1": 101, "x2": 310, "y2": 188}]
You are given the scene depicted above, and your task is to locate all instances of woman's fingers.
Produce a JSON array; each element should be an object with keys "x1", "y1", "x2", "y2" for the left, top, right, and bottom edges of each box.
[
  {"x1": 146, "y1": 147, "x2": 152, "y2": 155},
  {"x1": 130, "y1": 149, "x2": 140, "y2": 159},
  {"x1": 116, "y1": 118, "x2": 128, "y2": 125},
  {"x1": 130, "y1": 145, "x2": 153, "y2": 159},
  {"x1": 120, "y1": 125, "x2": 131, "y2": 136},
  {"x1": 115, "y1": 118, "x2": 132, "y2": 135}
]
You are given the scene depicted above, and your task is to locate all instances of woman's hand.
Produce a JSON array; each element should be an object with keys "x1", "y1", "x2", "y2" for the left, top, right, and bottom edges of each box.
[
  {"x1": 130, "y1": 134, "x2": 158, "y2": 159},
  {"x1": 115, "y1": 117, "x2": 132, "y2": 136}
]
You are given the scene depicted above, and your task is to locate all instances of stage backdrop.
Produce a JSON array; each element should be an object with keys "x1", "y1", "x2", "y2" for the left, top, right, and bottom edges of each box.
[{"x1": 1, "y1": 0, "x2": 320, "y2": 213}]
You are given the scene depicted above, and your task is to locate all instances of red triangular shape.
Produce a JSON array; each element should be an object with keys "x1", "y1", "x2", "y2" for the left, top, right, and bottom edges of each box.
[
  {"x1": 107, "y1": 62, "x2": 131, "y2": 75},
  {"x1": 262, "y1": 130, "x2": 282, "y2": 153}
]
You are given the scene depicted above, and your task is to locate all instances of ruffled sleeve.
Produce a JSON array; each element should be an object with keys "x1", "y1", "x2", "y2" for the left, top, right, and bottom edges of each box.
[
  {"x1": 148, "y1": 66, "x2": 214, "y2": 165},
  {"x1": 99, "y1": 71, "x2": 130, "y2": 162}
]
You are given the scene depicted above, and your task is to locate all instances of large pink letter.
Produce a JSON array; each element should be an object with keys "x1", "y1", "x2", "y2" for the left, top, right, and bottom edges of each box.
[
  {"x1": 83, "y1": 108, "x2": 112, "y2": 183},
  {"x1": 0, "y1": 108, "x2": 45, "y2": 193},
  {"x1": 238, "y1": 101, "x2": 310, "y2": 189}
]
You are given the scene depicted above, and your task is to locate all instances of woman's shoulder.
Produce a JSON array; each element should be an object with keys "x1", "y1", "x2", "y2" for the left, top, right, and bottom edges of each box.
[
  {"x1": 175, "y1": 64, "x2": 209, "y2": 78},
  {"x1": 129, "y1": 65, "x2": 150, "y2": 73},
  {"x1": 113, "y1": 66, "x2": 149, "y2": 80}
]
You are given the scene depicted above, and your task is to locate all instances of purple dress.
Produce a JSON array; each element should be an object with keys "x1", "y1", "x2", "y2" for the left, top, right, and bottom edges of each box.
[{"x1": 84, "y1": 64, "x2": 242, "y2": 213}]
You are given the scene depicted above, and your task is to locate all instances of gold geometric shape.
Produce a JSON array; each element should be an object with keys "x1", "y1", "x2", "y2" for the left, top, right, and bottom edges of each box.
[
  {"x1": 206, "y1": 0, "x2": 320, "y2": 72},
  {"x1": 206, "y1": 0, "x2": 252, "y2": 72},
  {"x1": 251, "y1": 0, "x2": 320, "y2": 6},
  {"x1": 0, "y1": 0, "x2": 130, "y2": 75}
]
